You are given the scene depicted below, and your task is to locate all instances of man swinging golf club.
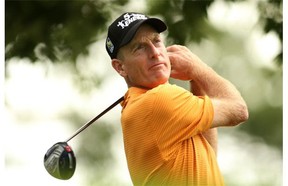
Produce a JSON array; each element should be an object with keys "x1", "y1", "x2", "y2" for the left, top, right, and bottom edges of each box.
[
  {"x1": 44, "y1": 12, "x2": 248, "y2": 185},
  {"x1": 106, "y1": 12, "x2": 248, "y2": 185}
]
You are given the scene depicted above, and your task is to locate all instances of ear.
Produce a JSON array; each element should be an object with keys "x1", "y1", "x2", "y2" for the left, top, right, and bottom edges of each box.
[{"x1": 111, "y1": 59, "x2": 127, "y2": 77}]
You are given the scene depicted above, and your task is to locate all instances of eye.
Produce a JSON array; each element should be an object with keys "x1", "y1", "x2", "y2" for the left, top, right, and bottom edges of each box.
[
  {"x1": 153, "y1": 38, "x2": 162, "y2": 47},
  {"x1": 136, "y1": 44, "x2": 144, "y2": 50},
  {"x1": 133, "y1": 43, "x2": 145, "y2": 52},
  {"x1": 156, "y1": 38, "x2": 161, "y2": 43}
]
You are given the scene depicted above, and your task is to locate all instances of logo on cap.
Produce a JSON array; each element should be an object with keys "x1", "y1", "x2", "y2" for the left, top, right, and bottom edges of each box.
[
  {"x1": 106, "y1": 37, "x2": 114, "y2": 53},
  {"x1": 117, "y1": 13, "x2": 147, "y2": 29}
]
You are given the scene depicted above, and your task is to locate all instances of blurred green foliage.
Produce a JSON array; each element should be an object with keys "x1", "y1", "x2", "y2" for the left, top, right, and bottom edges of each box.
[
  {"x1": 5, "y1": 0, "x2": 128, "y2": 62},
  {"x1": 147, "y1": 0, "x2": 282, "y2": 65},
  {"x1": 5, "y1": 0, "x2": 282, "y2": 64},
  {"x1": 147, "y1": 0, "x2": 214, "y2": 44},
  {"x1": 242, "y1": 106, "x2": 282, "y2": 148},
  {"x1": 258, "y1": 0, "x2": 283, "y2": 65}
]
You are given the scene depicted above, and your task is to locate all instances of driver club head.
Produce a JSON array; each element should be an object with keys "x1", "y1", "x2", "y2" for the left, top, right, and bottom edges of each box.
[{"x1": 44, "y1": 142, "x2": 76, "y2": 180}]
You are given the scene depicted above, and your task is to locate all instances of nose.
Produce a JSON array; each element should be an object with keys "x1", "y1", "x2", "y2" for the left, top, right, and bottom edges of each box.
[{"x1": 148, "y1": 42, "x2": 160, "y2": 59}]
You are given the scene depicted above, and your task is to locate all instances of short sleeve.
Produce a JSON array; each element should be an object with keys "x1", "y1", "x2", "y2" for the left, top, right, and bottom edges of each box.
[{"x1": 149, "y1": 84, "x2": 214, "y2": 154}]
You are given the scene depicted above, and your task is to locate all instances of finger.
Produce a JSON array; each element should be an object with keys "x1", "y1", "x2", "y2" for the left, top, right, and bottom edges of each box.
[
  {"x1": 166, "y1": 45, "x2": 180, "y2": 52},
  {"x1": 167, "y1": 45, "x2": 190, "y2": 53}
]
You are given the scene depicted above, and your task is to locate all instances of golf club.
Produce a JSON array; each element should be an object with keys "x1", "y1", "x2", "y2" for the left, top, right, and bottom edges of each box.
[{"x1": 44, "y1": 96, "x2": 124, "y2": 180}]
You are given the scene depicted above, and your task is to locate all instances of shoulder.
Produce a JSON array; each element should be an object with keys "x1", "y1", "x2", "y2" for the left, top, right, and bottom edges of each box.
[
  {"x1": 149, "y1": 83, "x2": 188, "y2": 97},
  {"x1": 149, "y1": 84, "x2": 213, "y2": 114},
  {"x1": 147, "y1": 84, "x2": 194, "y2": 109}
]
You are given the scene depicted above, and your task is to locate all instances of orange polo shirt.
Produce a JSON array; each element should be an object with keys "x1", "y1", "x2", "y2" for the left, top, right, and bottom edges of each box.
[{"x1": 121, "y1": 83, "x2": 224, "y2": 186}]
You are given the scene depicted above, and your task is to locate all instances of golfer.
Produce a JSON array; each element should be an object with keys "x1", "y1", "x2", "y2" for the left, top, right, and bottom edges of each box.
[{"x1": 105, "y1": 12, "x2": 248, "y2": 186}]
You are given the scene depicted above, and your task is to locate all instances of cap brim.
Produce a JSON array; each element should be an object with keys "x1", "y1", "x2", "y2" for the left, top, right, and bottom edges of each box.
[{"x1": 119, "y1": 18, "x2": 167, "y2": 48}]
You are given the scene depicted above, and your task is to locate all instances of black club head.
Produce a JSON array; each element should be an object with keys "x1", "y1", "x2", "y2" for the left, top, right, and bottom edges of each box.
[{"x1": 44, "y1": 142, "x2": 76, "y2": 180}]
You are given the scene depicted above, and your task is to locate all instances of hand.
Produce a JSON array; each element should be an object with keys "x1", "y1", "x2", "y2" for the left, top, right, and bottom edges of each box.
[{"x1": 166, "y1": 45, "x2": 203, "y2": 81}]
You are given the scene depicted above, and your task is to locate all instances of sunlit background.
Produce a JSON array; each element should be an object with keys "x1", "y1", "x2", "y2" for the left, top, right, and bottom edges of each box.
[{"x1": 3, "y1": 0, "x2": 285, "y2": 185}]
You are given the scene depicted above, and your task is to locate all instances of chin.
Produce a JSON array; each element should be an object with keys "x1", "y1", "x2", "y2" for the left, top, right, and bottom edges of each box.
[{"x1": 148, "y1": 78, "x2": 169, "y2": 89}]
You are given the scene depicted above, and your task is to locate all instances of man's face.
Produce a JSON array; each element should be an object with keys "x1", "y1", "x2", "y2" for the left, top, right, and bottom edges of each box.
[{"x1": 115, "y1": 24, "x2": 171, "y2": 89}]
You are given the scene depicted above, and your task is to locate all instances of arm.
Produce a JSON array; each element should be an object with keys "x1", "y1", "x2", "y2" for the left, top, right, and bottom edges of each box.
[
  {"x1": 167, "y1": 45, "x2": 249, "y2": 128},
  {"x1": 191, "y1": 79, "x2": 218, "y2": 155}
]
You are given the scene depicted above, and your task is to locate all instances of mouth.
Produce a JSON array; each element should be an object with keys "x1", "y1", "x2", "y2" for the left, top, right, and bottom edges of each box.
[{"x1": 149, "y1": 63, "x2": 165, "y2": 70}]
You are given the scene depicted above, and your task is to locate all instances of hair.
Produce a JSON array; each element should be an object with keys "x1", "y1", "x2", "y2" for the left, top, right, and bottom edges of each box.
[{"x1": 116, "y1": 47, "x2": 125, "y2": 61}]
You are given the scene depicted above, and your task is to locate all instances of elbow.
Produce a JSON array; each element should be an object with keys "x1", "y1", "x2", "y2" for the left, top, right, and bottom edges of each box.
[
  {"x1": 211, "y1": 98, "x2": 249, "y2": 127},
  {"x1": 234, "y1": 102, "x2": 249, "y2": 126},
  {"x1": 243, "y1": 105, "x2": 249, "y2": 122}
]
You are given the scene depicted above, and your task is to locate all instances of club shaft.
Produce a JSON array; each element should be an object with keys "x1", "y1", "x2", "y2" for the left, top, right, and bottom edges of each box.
[{"x1": 65, "y1": 96, "x2": 124, "y2": 143}]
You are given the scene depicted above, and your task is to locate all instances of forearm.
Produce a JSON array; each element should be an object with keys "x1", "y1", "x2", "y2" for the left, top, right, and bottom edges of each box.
[
  {"x1": 191, "y1": 63, "x2": 243, "y2": 101},
  {"x1": 191, "y1": 64, "x2": 248, "y2": 127},
  {"x1": 187, "y1": 53, "x2": 248, "y2": 126}
]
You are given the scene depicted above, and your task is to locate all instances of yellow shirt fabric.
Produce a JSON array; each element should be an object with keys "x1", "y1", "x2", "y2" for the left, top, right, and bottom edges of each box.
[{"x1": 121, "y1": 83, "x2": 224, "y2": 186}]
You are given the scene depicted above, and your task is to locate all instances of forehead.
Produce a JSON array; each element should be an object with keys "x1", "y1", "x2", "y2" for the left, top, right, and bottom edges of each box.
[{"x1": 130, "y1": 24, "x2": 159, "y2": 44}]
